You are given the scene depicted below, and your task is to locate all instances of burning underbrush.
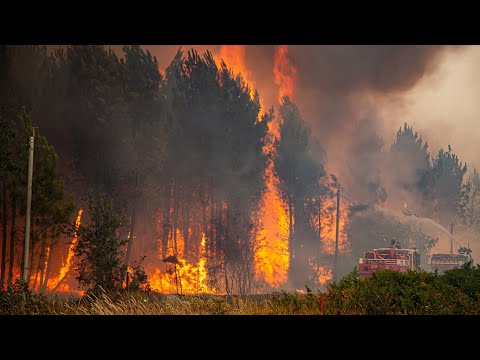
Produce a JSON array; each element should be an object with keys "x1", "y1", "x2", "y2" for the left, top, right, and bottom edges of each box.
[{"x1": 4, "y1": 264, "x2": 480, "y2": 315}]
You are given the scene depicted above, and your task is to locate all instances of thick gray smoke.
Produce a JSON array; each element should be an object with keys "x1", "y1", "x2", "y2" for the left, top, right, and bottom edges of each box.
[{"x1": 287, "y1": 46, "x2": 453, "y2": 144}]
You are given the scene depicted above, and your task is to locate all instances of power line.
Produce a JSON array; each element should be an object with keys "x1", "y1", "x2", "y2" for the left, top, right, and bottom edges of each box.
[
  {"x1": 340, "y1": 187, "x2": 354, "y2": 198},
  {"x1": 340, "y1": 194, "x2": 359, "y2": 207}
]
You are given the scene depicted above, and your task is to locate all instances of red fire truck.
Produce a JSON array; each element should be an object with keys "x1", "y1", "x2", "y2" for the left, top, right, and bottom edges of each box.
[{"x1": 358, "y1": 239, "x2": 421, "y2": 278}]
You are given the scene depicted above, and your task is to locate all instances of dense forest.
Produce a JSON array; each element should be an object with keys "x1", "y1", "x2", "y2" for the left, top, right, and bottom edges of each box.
[{"x1": 0, "y1": 45, "x2": 479, "y2": 296}]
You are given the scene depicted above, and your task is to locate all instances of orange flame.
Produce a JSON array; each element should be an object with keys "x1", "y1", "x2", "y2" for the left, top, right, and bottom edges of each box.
[
  {"x1": 254, "y1": 167, "x2": 290, "y2": 287},
  {"x1": 147, "y1": 232, "x2": 215, "y2": 294},
  {"x1": 309, "y1": 258, "x2": 333, "y2": 286},
  {"x1": 217, "y1": 46, "x2": 265, "y2": 120},
  {"x1": 254, "y1": 46, "x2": 299, "y2": 289},
  {"x1": 319, "y1": 198, "x2": 349, "y2": 255},
  {"x1": 48, "y1": 209, "x2": 83, "y2": 292},
  {"x1": 273, "y1": 45, "x2": 297, "y2": 103},
  {"x1": 403, "y1": 201, "x2": 408, "y2": 209}
]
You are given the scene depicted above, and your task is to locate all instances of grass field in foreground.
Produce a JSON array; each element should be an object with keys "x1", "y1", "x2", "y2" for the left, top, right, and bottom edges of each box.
[{"x1": 2, "y1": 265, "x2": 480, "y2": 314}]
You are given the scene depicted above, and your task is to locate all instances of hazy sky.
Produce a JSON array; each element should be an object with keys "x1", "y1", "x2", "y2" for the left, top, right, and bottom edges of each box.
[
  {"x1": 58, "y1": 45, "x2": 478, "y2": 173},
  {"x1": 393, "y1": 46, "x2": 480, "y2": 172},
  {"x1": 141, "y1": 45, "x2": 479, "y2": 172}
]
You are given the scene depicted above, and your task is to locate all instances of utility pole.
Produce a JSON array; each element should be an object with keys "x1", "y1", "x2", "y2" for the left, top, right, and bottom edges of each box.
[
  {"x1": 23, "y1": 127, "x2": 35, "y2": 283},
  {"x1": 318, "y1": 196, "x2": 322, "y2": 240},
  {"x1": 333, "y1": 187, "x2": 340, "y2": 283},
  {"x1": 124, "y1": 170, "x2": 138, "y2": 271},
  {"x1": 450, "y1": 223, "x2": 454, "y2": 254}
]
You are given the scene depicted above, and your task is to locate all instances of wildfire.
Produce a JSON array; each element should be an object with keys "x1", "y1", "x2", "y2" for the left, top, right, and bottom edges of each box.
[
  {"x1": 254, "y1": 45, "x2": 300, "y2": 288},
  {"x1": 147, "y1": 232, "x2": 215, "y2": 294},
  {"x1": 309, "y1": 258, "x2": 333, "y2": 286},
  {"x1": 254, "y1": 170, "x2": 290, "y2": 287},
  {"x1": 217, "y1": 45, "x2": 265, "y2": 120},
  {"x1": 319, "y1": 197, "x2": 350, "y2": 255},
  {"x1": 48, "y1": 209, "x2": 83, "y2": 293},
  {"x1": 39, "y1": 46, "x2": 352, "y2": 296},
  {"x1": 273, "y1": 45, "x2": 297, "y2": 103},
  {"x1": 403, "y1": 201, "x2": 408, "y2": 209}
]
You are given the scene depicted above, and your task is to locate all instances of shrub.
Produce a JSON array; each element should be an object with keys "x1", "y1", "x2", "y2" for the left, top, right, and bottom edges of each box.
[{"x1": 0, "y1": 280, "x2": 52, "y2": 315}]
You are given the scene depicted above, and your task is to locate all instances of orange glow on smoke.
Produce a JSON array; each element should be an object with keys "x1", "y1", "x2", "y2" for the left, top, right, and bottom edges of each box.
[
  {"x1": 147, "y1": 232, "x2": 215, "y2": 294},
  {"x1": 217, "y1": 46, "x2": 266, "y2": 120},
  {"x1": 48, "y1": 209, "x2": 83, "y2": 293},
  {"x1": 309, "y1": 258, "x2": 333, "y2": 286},
  {"x1": 254, "y1": 166, "x2": 290, "y2": 287},
  {"x1": 254, "y1": 46, "x2": 299, "y2": 288},
  {"x1": 273, "y1": 45, "x2": 297, "y2": 103},
  {"x1": 42, "y1": 46, "x2": 352, "y2": 295},
  {"x1": 319, "y1": 198, "x2": 349, "y2": 255}
]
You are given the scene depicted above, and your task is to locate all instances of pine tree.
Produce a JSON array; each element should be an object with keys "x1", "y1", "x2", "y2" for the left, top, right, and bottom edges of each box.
[
  {"x1": 74, "y1": 193, "x2": 127, "y2": 293},
  {"x1": 274, "y1": 96, "x2": 326, "y2": 287},
  {"x1": 458, "y1": 168, "x2": 480, "y2": 232},
  {"x1": 432, "y1": 145, "x2": 467, "y2": 226}
]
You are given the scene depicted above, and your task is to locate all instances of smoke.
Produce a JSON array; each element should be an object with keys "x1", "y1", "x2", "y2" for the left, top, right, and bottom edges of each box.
[
  {"x1": 39, "y1": 45, "x2": 480, "y2": 284},
  {"x1": 286, "y1": 46, "x2": 451, "y2": 156}
]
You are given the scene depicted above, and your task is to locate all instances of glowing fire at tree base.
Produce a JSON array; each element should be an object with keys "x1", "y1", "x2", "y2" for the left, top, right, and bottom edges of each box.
[{"x1": 147, "y1": 233, "x2": 216, "y2": 295}]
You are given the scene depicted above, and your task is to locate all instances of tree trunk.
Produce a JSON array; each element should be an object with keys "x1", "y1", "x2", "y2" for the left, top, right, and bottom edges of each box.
[
  {"x1": 172, "y1": 178, "x2": 181, "y2": 294},
  {"x1": 202, "y1": 197, "x2": 207, "y2": 261},
  {"x1": 124, "y1": 205, "x2": 136, "y2": 268},
  {"x1": 244, "y1": 220, "x2": 251, "y2": 296},
  {"x1": 224, "y1": 204, "x2": 230, "y2": 296},
  {"x1": 183, "y1": 193, "x2": 190, "y2": 259},
  {"x1": 7, "y1": 196, "x2": 16, "y2": 286},
  {"x1": 287, "y1": 192, "x2": 295, "y2": 283},
  {"x1": 42, "y1": 237, "x2": 55, "y2": 292},
  {"x1": 288, "y1": 193, "x2": 294, "y2": 264},
  {"x1": 162, "y1": 177, "x2": 172, "y2": 260},
  {"x1": 1, "y1": 181, "x2": 8, "y2": 287},
  {"x1": 94, "y1": 167, "x2": 100, "y2": 201},
  {"x1": 32, "y1": 231, "x2": 47, "y2": 290},
  {"x1": 29, "y1": 222, "x2": 35, "y2": 285},
  {"x1": 318, "y1": 197, "x2": 322, "y2": 259},
  {"x1": 215, "y1": 197, "x2": 222, "y2": 260},
  {"x1": 37, "y1": 231, "x2": 47, "y2": 292},
  {"x1": 208, "y1": 179, "x2": 215, "y2": 259}
]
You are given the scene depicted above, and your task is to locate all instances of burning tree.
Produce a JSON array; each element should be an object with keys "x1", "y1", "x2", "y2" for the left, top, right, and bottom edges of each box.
[
  {"x1": 274, "y1": 96, "x2": 326, "y2": 288},
  {"x1": 148, "y1": 49, "x2": 271, "y2": 295}
]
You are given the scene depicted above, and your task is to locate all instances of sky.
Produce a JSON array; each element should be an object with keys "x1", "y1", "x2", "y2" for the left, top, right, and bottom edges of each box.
[{"x1": 138, "y1": 45, "x2": 479, "y2": 173}]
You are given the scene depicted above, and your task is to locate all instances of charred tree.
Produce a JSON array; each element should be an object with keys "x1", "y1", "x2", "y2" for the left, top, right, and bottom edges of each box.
[
  {"x1": 7, "y1": 195, "x2": 16, "y2": 286},
  {"x1": 1, "y1": 181, "x2": 7, "y2": 286}
]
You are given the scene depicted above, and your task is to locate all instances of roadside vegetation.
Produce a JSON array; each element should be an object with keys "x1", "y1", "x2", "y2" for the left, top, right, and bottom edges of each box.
[{"x1": 2, "y1": 264, "x2": 479, "y2": 315}]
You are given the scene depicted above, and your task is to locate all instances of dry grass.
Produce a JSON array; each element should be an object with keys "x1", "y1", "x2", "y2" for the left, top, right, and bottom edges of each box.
[{"x1": 51, "y1": 291, "x2": 324, "y2": 315}]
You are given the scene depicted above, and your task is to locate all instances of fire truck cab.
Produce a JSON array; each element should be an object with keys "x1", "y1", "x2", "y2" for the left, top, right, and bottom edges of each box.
[{"x1": 358, "y1": 240, "x2": 420, "y2": 278}]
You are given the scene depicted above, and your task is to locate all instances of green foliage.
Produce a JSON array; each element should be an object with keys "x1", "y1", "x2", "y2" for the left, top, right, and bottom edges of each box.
[
  {"x1": 157, "y1": 49, "x2": 271, "y2": 293},
  {"x1": 390, "y1": 123, "x2": 434, "y2": 215},
  {"x1": 442, "y1": 263, "x2": 480, "y2": 301},
  {"x1": 0, "y1": 112, "x2": 16, "y2": 176},
  {"x1": 0, "y1": 279, "x2": 51, "y2": 315},
  {"x1": 432, "y1": 146, "x2": 467, "y2": 226},
  {"x1": 74, "y1": 193, "x2": 127, "y2": 293},
  {"x1": 324, "y1": 268, "x2": 477, "y2": 314},
  {"x1": 458, "y1": 168, "x2": 480, "y2": 231}
]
